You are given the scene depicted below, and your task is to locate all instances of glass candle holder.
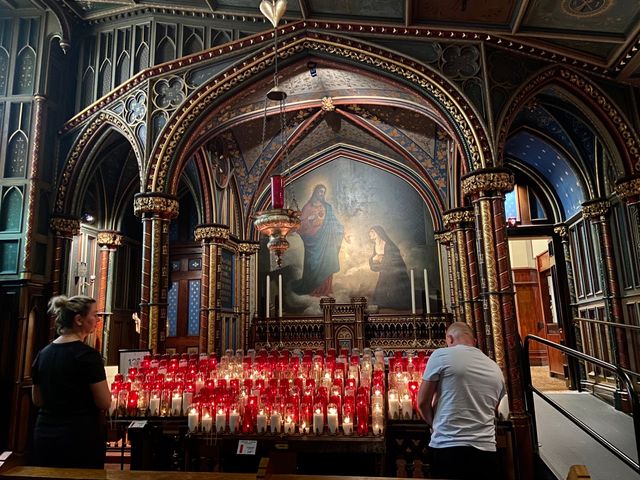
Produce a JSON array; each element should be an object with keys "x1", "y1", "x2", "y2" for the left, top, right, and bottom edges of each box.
[
  {"x1": 312, "y1": 403, "x2": 324, "y2": 434},
  {"x1": 388, "y1": 389, "x2": 400, "y2": 419},
  {"x1": 326, "y1": 403, "x2": 339, "y2": 434}
]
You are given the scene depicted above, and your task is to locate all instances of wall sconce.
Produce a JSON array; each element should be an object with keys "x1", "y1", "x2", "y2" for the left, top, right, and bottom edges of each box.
[
  {"x1": 79, "y1": 274, "x2": 96, "y2": 294},
  {"x1": 507, "y1": 217, "x2": 518, "y2": 228}
]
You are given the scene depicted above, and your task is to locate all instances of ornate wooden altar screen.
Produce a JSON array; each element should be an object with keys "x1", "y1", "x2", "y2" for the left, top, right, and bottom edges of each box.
[{"x1": 250, "y1": 297, "x2": 451, "y2": 353}]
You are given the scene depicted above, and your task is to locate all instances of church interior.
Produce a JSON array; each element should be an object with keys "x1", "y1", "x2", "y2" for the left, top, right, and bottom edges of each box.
[{"x1": 1, "y1": 1, "x2": 640, "y2": 479}]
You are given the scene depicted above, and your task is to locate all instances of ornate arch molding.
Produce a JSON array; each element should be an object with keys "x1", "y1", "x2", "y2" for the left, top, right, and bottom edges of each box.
[
  {"x1": 249, "y1": 144, "x2": 446, "y2": 239},
  {"x1": 54, "y1": 112, "x2": 144, "y2": 215},
  {"x1": 496, "y1": 66, "x2": 640, "y2": 175},
  {"x1": 146, "y1": 32, "x2": 492, "y2": 194}
]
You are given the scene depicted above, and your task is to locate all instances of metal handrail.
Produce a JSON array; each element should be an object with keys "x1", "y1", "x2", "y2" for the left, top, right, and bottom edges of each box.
[
  {"x1": 573, "y1": 316, "x2": 640, "y2": 333},
  {"x1": 523, "y1": 334, "x2": 640, "y2": 474},
  {"x1": 571, "y1": 317, "x2": 640, "y2": 379}
]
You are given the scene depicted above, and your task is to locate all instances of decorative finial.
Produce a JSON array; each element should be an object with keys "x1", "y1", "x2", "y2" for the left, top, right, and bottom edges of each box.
[{"x1": 259, "y1": 0, "x2": 287, "y2": 28}]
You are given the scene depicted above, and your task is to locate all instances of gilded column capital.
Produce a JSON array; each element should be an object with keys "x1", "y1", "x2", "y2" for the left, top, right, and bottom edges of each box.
[
  {"x1": 461, "y1": 168, "x2": 514, "y2": 197},
  {"x1": 97, "y1": 231, "x2": 123, "y2": 249},
  {"x1": 615, "y1": 175, "x2": 640, "y2": 204},
  {"x1": 237, "y1": 242, "x2": 260, "y2": 255},
  {"x1": 553, "y1": 224, "x2": 569, "y2": 240},
  {"x1": 434, "y1": 230, "x2": 453, "y2": 245},
  {"x1": 582, "y1": 199, "x2": 610, "y2": 220},
  {"x1": 194, "y1": 224, "x2": 230, "y2": 243},
  {"x1": 50, "y1": 215, "x2": 80, "y2": 237},
  {"x1": 443, "y1": 207, "x2": 475, "y2": 228},
  {"x1": 133, "y1": 193, "x2": 179, "y2": 219},
  {"x1": 321, "y1": 96, "x2": 335, "y2": 112}
]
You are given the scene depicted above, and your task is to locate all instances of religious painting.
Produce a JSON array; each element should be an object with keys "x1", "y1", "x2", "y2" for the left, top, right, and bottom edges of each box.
[{"x1": 260, "y1": 157, "x2": 437, "y2": 316}]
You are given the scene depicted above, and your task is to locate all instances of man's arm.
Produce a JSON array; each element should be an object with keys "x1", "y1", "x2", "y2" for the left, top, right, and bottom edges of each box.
[{"x1": 417, "y1": 379, "x2": 439, "y2": 426}]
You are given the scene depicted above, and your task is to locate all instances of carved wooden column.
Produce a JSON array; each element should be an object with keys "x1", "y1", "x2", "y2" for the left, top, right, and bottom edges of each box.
[
  {"x1": 616, "y1": 175, "x2": 640, "y2": 260},
  {"x1": 352, "y1": 297, "x2": 367, "y2": 352},
  {"x1": 443, "y1": 208, "x2": 482, "y2": 342},
  {"x1": 238, "y1": 242, "x2": 260, "y2": 351},
  {"x1": 134, "y1": 193, "x2": 179, "y2": 353},
  {"x1": 321, "y1": 297, "x2": 336, "y2": 351},
  {"x1": 95, "y1": 231, "x2": 122, "y2": 358},
  {"x1": 434, "y1": 230, "x2": 460, "y2": 322},
  {"x1": 23, "y1": 94, "x2": 46, "y2": 274},
  {"x1": 462, "y1": 167, "x2": 533, "y2": 480},
  {"x1": 50, "y1": 216, "x2": 80, "y2": 338},
  {"x1": 582, "y1": 199, "x2": 630, "y2": 369},
  {"x1": 194, "y1": 224, "x2": 230, "y2": 354},
  {"x1": 554, "y1": 224, "x2": 581, "y2": 388}
]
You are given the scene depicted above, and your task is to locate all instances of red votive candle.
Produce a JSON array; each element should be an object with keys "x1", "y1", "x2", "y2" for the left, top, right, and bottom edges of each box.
[{"x1": 271, "y1": 175, "x2": 285, "y2": 209}]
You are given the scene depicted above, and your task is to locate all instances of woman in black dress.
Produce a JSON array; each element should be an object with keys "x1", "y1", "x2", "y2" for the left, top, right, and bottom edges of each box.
[{"x1": 32, "y1": 295, "x2": 111, "y2": 468}]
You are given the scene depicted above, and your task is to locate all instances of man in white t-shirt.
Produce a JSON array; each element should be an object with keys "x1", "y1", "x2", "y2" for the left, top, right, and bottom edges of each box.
[{"x1": 417, "y1": 322, "x2": 507, "y2": 480}]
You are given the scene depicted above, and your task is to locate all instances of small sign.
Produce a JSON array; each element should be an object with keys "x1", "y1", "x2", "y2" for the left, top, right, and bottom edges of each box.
[
  {"x1": 0, "y1": 451, "x2": 11, "y2": 461},
  {"x1": 118, "y1": 349, "x2": 151, "y2": 375},
  {"x1": 237, "y1": 440, "x2": 257, "y2": 455},
  {"x1": 128, "y1": 420, "x2": 148, "y2": 429}
]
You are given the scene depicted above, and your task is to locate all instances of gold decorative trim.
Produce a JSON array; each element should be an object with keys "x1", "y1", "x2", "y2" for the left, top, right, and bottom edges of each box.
[
  {"x1": 461, "y1": 169, "x2": 514, "y2": 197},
  {"x1": 148, "y1": 34, "x2": 489, "y2": 192},
  {"x1": 434, "y1": 230, "x2": 453, "y2": 245},
  {"x1": 321, "y1": 96, "x2": 335, "y2": 112},
  {"x1": 55, "y1": 111, "x2": 144, "y2": 214},
  {"x1": 133, "y1": 194, "x2": 179, "y2": 218},
  {"x1": 50, "y1": 216, "x2": 80, "y2": 236},
  {"x1": 237, "y1": 242, "x2": 260, "y2": 255},
  {"x1": 97, "y1": 231, "x2": 123, "y2": 248},
  {"x1": 194, "y1": 225, "x2": 230, "y2": 242},
  {"x1": 443, "y1": 208, "x2": 474, "y2": 227},
  {"x1": 497, "y1": 66, "x2": 640, "y2": 173},
  {"x1": 615, "y1": 176, "x2": 640, "y2": 201},
  {"x1": 582, "y1": 199, "x2": 610, "y2": 219},
  {"x1": 553, "y1": 224, "x2": 568, "y2": 240}
]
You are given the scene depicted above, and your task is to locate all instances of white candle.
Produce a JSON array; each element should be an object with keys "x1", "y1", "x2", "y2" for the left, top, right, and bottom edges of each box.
[
  {"x1": 284, "y1": 418, "x2": 295, "y2": 434},
  {"x1": 109, "y1": 395, "x2": 117, "y2": 416},
  {"x1": 327, "y1": 409, "x2": 339, "y2": 434},
  {"x1": 300, "y1": 421, "x2": 309, "y2": 434},
  {"x1": 215, "y1": 409, "x2": 226, "y2": 432},
  {"x1": 201, "y1": 413, "x2": 212, "y2": 433},
  {"x1": 257, "y1": 413, "x2": 267, "y2": 433},
  {"x1": 171, "y1": 394, "x2": 182, "y2": 416},
  {"x1": 187, "y1": 409, "x2": 199, "y2": 433},
  {"x1": 149, "y1": 396, "x2": 160, "y2": 416},
  {"x1": 270, "y1": 412, "x2": 282, "y2": 433},
  {"x1": 195, "y1": 378, "x2": 205, "y2": 394},
  {"x1": 182, "y1": 392, "x2": 193, "y2": 414},
  {"x1": 266, "y1": 274, "x2": 270, "y2": 318},
  {"x1": 372, "y1": 415, "x2": 384, "y2": 435},
  {"x1": 313, "y1": 409, "x2": 324, "y2": 434},
  {"x1": 229, "y1": 411, "x2": 240, "y2": 433},
  {"x1": 278, "y1": 274, "x2": 283, "y2": 317},
  {"x1": 342, "y1": 416, "x2": 353, "y2": 435},
  {"x1": 388, "y1": 395, "x2": 399, "y2": 419},
  {"x1": 424, "y1": 268, "x2": 430, "y2": 314},
  {"x1": 401, "y1": 395, "x2": 413, "y2": 419},
  {"x1": 410, "y1": 269, "x2": 416, "y2": 314}
]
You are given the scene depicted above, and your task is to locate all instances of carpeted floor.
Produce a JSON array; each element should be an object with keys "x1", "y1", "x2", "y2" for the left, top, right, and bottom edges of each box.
[{"x1": 529, "y1": 365, "x2": 570, "y2": 392}]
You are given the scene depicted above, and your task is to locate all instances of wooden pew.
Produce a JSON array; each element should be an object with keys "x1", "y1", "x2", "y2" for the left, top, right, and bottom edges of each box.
[
  {"x1": 566, "y1": 465, "x2": 591, "y2": 480},
  {"x1": 0, "y1": 466, "x2": 256, "y2": 480}
]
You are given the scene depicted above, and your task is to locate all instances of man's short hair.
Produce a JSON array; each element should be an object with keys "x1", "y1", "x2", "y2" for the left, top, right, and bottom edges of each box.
[{"x1": 446, "y1": 322, "x2": 474, "y2": 340}]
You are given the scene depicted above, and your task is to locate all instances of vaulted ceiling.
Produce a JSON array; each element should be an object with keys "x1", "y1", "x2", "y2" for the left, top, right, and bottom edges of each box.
[{"x1": 15, "y1": 0, "x2": 640, "y2": 85}]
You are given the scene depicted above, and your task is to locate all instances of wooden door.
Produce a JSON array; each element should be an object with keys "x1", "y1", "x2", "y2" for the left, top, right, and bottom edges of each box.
[
  {"x1": 512, "y1": 267, "x2": 547, "y2": 364},
  {"x1": 537, "y1": 251, "x2": 566, "y2": 376}
]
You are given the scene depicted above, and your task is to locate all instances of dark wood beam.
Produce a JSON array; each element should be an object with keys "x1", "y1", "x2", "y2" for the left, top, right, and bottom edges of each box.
[
  {"x1": 607, "y1": 21, "x2": 640, "y2": 69},
  {"x1": 298, "y1": 0, "x2": 309, "y2": 20},
  {"x1": 204, "y1": 0, "x2": 217, "y2": 13},
  {"x1": 511, "y1": 0, "x2": 529, "y2": 35},
  {"x1": 404, "y1": 0, "x2": 411, "y2": 28},
  {"x1": 0, "y1": 0, "x2": 16, "y2": 9}
]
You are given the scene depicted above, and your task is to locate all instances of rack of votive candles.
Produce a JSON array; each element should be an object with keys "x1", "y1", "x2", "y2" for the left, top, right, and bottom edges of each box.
[
  {"x1": 107, "y1": 348, "x2": 430, "y2": 434},
  {"x1": 386, "y1": 350, "x2": 429, "y2": 420}
]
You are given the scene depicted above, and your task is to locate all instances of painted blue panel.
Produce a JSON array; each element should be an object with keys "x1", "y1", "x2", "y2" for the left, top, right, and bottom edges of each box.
[
  {"x1": 504, "y1": 190, "x2": 518, "y2": 221},
  {"x1": 188, "y1": 279, "x2": 201, "y2": 336},
  {"x1": 506, "y1": 131, "x2": 585, "y2": 220},
  {"x1": 167, "y1": 281, "x2": 178, "y2": 337}
]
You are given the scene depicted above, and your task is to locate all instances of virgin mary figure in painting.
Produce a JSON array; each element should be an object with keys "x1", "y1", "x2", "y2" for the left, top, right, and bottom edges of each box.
[
  {"x1": 293, "y1": 184, "x2": 345, "y2": 296},
  {"x1": 368, "y1": 225, "x2": 412, "y2": 310}
]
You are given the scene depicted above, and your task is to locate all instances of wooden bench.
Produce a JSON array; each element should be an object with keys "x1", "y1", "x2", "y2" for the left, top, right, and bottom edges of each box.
[{"x1": 0, "y1": 467, "x2": 257, "y2": 480}]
